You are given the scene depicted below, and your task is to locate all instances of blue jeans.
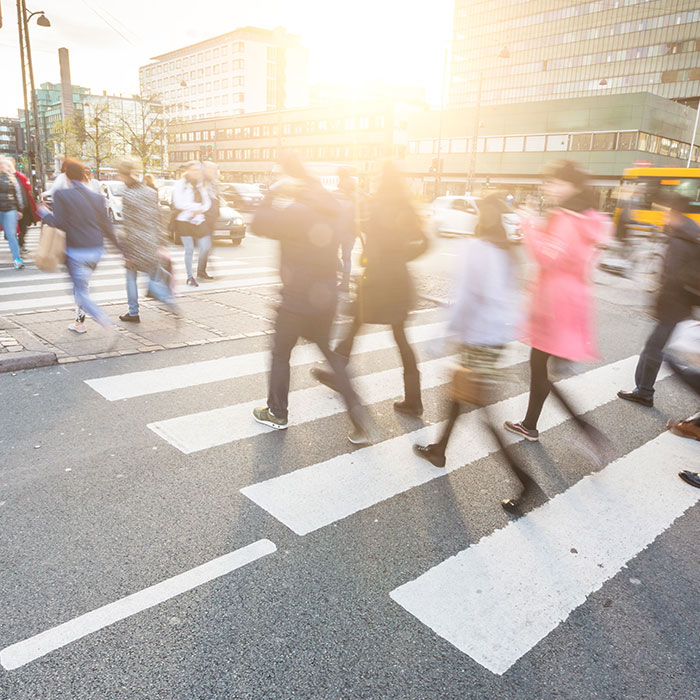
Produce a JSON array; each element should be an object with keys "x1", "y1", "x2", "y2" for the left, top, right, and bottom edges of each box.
[
  {"x1": 181, "y1": 234, "x2": 211, "y2": 278},
  {"x1": 0, "y1": 209, "x2": 21, "y2": 261},
  {"x1": 65, "y1": 247, "x2": 110, "y2": 327},
  {"x1": 126, "y1": 267, "x2": 176, "y2": 316},
  {"x1": 634, "y1": 322, "x2": 677, "y2": 399}
]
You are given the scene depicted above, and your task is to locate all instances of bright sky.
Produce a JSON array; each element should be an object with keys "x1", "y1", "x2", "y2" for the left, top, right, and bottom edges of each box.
[{"x1": 0, "y1": 0, "x2": 453, "y2": 117}]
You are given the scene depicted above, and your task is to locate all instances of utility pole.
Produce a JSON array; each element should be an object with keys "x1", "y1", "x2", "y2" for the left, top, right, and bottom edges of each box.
[
  {"x1": 466, "y1": 71, "x2": 483, "y2": 196},
  {"x1": 435, "y1": 46, "x2": 448, "y2": 199},
  {"x1": 15, "y1": 0, "x2": 33, "y2": 188}
]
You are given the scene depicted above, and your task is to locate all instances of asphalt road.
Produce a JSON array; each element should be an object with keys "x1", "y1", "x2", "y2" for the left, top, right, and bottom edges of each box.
[{"x1": 1, "y1": 236, "x2": 699, "y2": 700}]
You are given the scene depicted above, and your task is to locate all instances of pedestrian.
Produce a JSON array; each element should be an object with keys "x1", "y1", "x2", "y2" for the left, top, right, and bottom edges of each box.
[
  {"x1": 115, "y1": 157, "x2": 179, "y2": 324},
  {"x1": 413, "y1": 193, "x2": 532, "y2": 508},
  {"x1": 7, "y1": 158, "x2": 37, "y2": 254},
  {"x1": 199, "y1": 161, "x2": 221, "y2": 280},
  {"x1": 335, "y1": 166, "x2": 368, "y2": 297},
  {"x1": 251, "y1": 152, "x2": 373, "y2": 444},
  {"x1": 37, "y1": 158, "x2": 120, "y2": 345},
  {"x1": 0, "y1": 156, "x2": 25, "y2": 269},
  {"x1": 618, "y1": 192, "x2": 700, "y2": 407},
  {"x1": 142, "y1": 173, "x2": 158, "y2": 191},
  {"x1": 504, "y1": 160, "x2": 611, "y2": 450},
  {"x1": 172, "y1": 161, "x2": 211, "y2": 287},
  {"x1": 311, "y1": 161, "x2": 428, "y2": 417}
]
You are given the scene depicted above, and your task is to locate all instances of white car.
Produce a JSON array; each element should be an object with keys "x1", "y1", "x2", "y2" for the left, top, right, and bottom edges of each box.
[
  {"x1": 100, "y1": 180, "x2": 125, "y2": 223},
  {"x1": 431, "y1": 195, "x2": 521, "y2": 240}
]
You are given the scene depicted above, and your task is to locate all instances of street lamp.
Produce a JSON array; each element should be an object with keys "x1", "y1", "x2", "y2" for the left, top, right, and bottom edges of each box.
[
  {"x1": 16, "y1": 1, "x2": 51, "y2": 191},
  {"x1": 466, "y1": 46, "x2": 510, "y2": 194}
]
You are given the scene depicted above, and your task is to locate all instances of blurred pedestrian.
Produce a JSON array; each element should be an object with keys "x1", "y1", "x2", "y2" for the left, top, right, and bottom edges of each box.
[
  {"x1": 199, "y1": 161, "x2": 220, "y2": 280},
  {"x1": 335, "y1": 166, "x2": 367, "y2": 297},
  {"x1": 414, "y1": 193, "x2": 532, "y2": 508},
  {"x1": 618, "y1": 193, "x2": 700, "y2": 407},
  {"x1": 0, "y1": 156, "x2": 25, "y2": 269},
  {"x1": 142, "y1": 173, "x2": 158, "y2": 191},
  {"x1": 115, "y1": 157, "x2": 179, "y2": 324},
  {"x1": 7, "y1": 158, "x2": 37, "y2": 254},
  {"x1": 172, "y1": 161, "x2": 211, "y2": 287},
  {"x1": 311, "y1": 161, "x2": 428, "y2": 417},
  {"x1": 37, "y1": 158, "x2": 119, "y2": 346},
  {"x1": 252, "y1": 152, "x2": 373, "y2": 444},
  {"x1": 504, "y1": 161, "x2": 611, "y2": 452}
]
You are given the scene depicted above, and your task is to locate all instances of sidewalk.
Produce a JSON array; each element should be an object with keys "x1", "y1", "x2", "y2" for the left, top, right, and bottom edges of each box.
[{"x1": 0, "y1": 283, "x2": 282, "y2": 372}]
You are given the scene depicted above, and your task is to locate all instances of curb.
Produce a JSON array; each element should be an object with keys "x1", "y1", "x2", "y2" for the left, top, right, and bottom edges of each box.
[{"x1": 0, "y1": 350, "x2": 57, "y2": 373}]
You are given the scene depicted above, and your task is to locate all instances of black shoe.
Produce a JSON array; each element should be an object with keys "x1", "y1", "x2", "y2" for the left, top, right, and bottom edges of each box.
[
  {"x1": 413, "y1": 444, "x2": 446, "y2": 468},
  {"x1": 186, "y1": 276, "x2": 199, "y2": 287},
  {"x1": 310, "y1": 367, "x2": 338, "y2": 392},
  {"x1": 679, "y1": 471, "x2": 700, "y2": 489},
  {"x1": 617, "y1": 390, "x2": 653, "y2": 408},
  {"x1": 394, "y1": 400, "x2": 423, "y2": 417},
  {"x1": 119, "y1": 313, "x2": 140, "y2": 323},
  {"x1": 198, "y1": 272, "x2": 214, "y2": 280}
]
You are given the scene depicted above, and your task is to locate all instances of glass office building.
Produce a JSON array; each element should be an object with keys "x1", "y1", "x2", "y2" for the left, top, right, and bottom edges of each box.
[{"x1": 450, "y1": 0, "x2": 700, "y2": 108}]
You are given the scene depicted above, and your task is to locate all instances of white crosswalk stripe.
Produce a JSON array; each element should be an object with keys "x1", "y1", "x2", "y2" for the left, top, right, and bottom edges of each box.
[{"x1": 79, "y1": 315, "x2": 699, "y2": 675}]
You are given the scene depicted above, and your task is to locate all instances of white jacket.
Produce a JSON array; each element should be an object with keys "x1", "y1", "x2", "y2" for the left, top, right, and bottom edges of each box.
[{"x1": 172, "y1": 178, "x2": 211, "y2": 225}]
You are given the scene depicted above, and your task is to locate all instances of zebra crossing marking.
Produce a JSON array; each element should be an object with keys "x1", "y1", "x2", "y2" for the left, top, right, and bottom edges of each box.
[
  {"x1": 241, "y1": 356, "x2": 665, "y2": 536},
  {"x1": 0, "y1": 539, "x2": 276, "y2": 671},
  {"x1": 389, "y1": 431, "x2": 700, "y2": 675},
  {"x1": 84, "y1": 320, "x2": 452, "y2": 401}
]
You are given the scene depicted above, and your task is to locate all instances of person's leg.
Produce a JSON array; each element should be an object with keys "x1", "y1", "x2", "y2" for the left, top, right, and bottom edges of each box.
[
  {"x1": 392, "y1": 322, "x2": 422, "y2": 411},
  {"x1": 634, "y1": 322, "x2": 676, "y2": 399},
  {"x1": 181, "y1": 236, "x2": 194, "y2": 279},
  {"x1": 339, "y1": 237, "x2": 353, "y2": 292},
  {"x1": 75, "y1": 305, "x2": 85, "y2": 323},
  {"x1": 334, "y1": 313, "x2": 362, "y2": 361},
  {"x1": 0, "y1": 210, "x2": 21, "y2": 262},
  {"x1": 66, "y1": 249, "x2": 111, "y2": 328},
  {"x1": 196, "y1": 234, "x2": 212, "y2": 277},
  {"x1": 267, "y1": 308, "x2": 299, "y2": 421},
  {"x1": 18, "y1": 214, "x2": 27, "y2": 249},
  {"x1": 125, "y1": 268, "x2": 139, "y2": 316},
  {"x1": 522, "y1": 348, "x2": 551, "y2": 430},
  {"x1": 147, "y1": 271, "x2": 178, "y2": 311}
]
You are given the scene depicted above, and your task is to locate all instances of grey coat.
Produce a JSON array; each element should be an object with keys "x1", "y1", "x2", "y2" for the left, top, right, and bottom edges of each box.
[{"x1": 122, "y1": 183, "x2": 164, "y2": 273}]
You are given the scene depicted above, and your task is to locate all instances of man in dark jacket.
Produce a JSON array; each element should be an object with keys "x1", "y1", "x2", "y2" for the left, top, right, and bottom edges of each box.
[
  {"x1": 251, "y1": 154, "x2": 373, "y2": 445},
  {"x1": 619, "y1": 193, "x2": 700, "y2": 407}
]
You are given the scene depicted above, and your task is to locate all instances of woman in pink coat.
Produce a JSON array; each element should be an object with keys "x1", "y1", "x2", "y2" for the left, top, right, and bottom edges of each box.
[{"x1": 504, "y1": 161, "x2": 611, "y2": 447}]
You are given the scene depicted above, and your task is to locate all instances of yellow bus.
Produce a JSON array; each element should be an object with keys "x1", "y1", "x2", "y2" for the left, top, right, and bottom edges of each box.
[{"x1": 617, "y1": 166, "x2": 700, "y2": 228}]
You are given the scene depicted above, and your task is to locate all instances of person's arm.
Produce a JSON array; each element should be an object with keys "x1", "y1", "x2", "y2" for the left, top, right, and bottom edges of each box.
[
  {"x1": 39, "y1": 189, "x2": 66, "y2": 229},
  {"x1": 448, "y1": 243, "x2": 484, "y2": 336},
  {"x1": 251, "y1": 193, "x2": 286, "y2": 240},
  {"x1": 172, "y1": 181, "x2": 205, "y2": 217}
]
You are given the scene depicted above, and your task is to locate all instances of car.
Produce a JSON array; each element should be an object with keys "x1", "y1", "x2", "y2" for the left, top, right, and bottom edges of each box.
[
  {"x1": 220, "y1": 183, "x2": 264, "y2": 212},
  {"x1": 157, "y1": 186, "x2": 247, "y2": 245},
  {"x1": 100, "y1": 180, "x2": 126, "y2": 223},
  {"x1": 431, "y1": 195, "x2": 521, "y2": 240}
]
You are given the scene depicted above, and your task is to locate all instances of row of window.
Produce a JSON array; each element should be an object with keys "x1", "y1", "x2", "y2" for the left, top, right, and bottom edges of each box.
[
  {"x1": 144, "y1": 60, "x2": 246, "y2": 92},
  {"x1": 142, "y1": 42, "x2": 246, "y2": 77},
  {"x1": 408, "y1": 131, "x2": 700, "y2": 163},
  {"x1": 170, "y1": 143, "x2": 390, "y2": 163}
]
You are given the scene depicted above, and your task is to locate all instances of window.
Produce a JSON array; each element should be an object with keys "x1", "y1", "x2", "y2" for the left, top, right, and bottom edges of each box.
[
  {"x1": 504, "y1": 136, "x2": 524, "y2": 152},
  {"x1": 233, "y1": 41, "x2": 244, "y2": 53},
  {"x1": 592, "y1": 133, "x2": 616, "y2": 151},
  {"x1": 617, "y1": 132, "x2": 638, "y2": 150},
  {"x1": 262, "y1": 125, "x2": 270, "y2": 136},
  {"x1": 418, "y1": 140, "x2": 432, "y2": 154},
  {"x1": 486, "y1": 137, "x2": 504, "y2": 152},
  {"x1": 221, "y1": 78, "x2": 228, "y2": 89},
  {"x1": 213, "y1": 64, "x2": 219, "y2": 75},
  {"x1": 658, "y1": 137, "x2": 671, "y2": 156},
  {"x1": 232, "y1": 59, "x2": 244, "y2": 70},
  {"x1": 570, "y1": 133, "x2": 592, "y2": 151},
  {"x1": 451, "y1": 138, "x2": 468, "y2": 153},
  {"x1": 205, "y1": 66, "x2": 212, "y2": 77},
  {"x1": 546, "y1": 134, "x2": 568, "y2": 151},
  {"x1": 525, "y1": 135, "x2": 546, "y2": 151},
  {"x1": 213, "y1": 48, "x2": 220, "y2": 58},
  {"x1": 359, "y1": 116, "x2": 370, "y2": 129},
  {"x1": 252, "y1": 126, "x2": 260, "y2": 137},
  {"x1": 242, "y1": 127, "x2": 250, "y2": 137}
]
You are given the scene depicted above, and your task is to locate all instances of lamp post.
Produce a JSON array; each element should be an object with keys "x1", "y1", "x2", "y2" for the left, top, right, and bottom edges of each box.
[
  {"x1": 687, "y1": 100, "x2": 700, "y2": 168},
  {"x1": 466, "y1": 45, "x2": 509, "y2": 195},
  {"x1": 16, "y1": 1, "x2": 51, "y2": 192},
  {"x1": 434, "y1": 46, "x2": 449, "y2": 198}
]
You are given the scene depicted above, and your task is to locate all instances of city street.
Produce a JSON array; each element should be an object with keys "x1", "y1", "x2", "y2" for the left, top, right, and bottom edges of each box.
[{"x1": 1, "y1": 233, "x2": 699, "y2": 700}]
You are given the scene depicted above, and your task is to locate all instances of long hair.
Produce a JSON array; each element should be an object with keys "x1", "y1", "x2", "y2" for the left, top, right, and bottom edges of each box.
[{"x1": 475, "y1": 192, "x2": 518, "y2": 262}]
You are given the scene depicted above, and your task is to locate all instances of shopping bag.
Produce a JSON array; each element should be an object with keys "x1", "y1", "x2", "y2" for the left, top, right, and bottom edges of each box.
[
  {"x1": 34, "y1": 225, "x2": 65, "y2": 272},
  {"x1": 666, "y1": 320, "x2": 700, "y2": 369},
  {"x1": 448, "y1": 365, "x2": 484, "y2": 406}
]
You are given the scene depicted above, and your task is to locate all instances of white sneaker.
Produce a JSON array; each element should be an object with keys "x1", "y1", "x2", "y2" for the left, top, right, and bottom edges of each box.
[{"x1": 67, "y1": 322, "x2": 87, "y2": 334}]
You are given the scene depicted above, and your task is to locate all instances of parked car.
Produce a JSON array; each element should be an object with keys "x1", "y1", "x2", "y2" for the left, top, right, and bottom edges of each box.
[
  {"x1": 220, "y1": 183, "x2": 263, "y2": 212},
  {"x1": 431, "y1": 195, "x2": 521, "y2": 240},
  {"x1": 101, "y1": 180, "x2": 126, "y2": 223},
  {"x1": 158, "y1": 186, "x2": 247, "y2": 245}
]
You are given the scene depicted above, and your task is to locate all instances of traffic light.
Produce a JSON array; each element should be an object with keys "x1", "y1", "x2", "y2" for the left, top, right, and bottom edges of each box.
[{"x1": 429, "y1": 157, "x2": 440, "y2": 174}]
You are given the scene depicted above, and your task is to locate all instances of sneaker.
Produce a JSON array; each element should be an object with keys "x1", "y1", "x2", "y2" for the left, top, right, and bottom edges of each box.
[
  {"x1": 119, "y1": 313, "x2": 141, "y2": 323},
  {"x1": 67, "y1": 322, "x2": 87, "y2": 334},
  {"x1": 617, "y1": 390, "x2": 653, "y2": 408},
  {"x1": 253, "y1": 406, "x2": 288, "y2": 430},
  {"x1": 413, "y1": 444, "x2": 446, "y2": 468},
  {"x1": 13, "y1": 259, "x2": 24, "y2": 270},
  {"x1": 198, "y1": 272, "x2": 214, "y2": 280},
  {"x1": 186, "y1": 277, "x2": 199, "y2": 287},
  {"x1": 503, "y1": 420, "x2": 539, "y2": 442},
  {"x1": 667, "y1": 419, "x2": 700, "y2": 441}
]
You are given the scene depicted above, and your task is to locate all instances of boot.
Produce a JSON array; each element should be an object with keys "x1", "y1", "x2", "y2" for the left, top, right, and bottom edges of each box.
[{"x1": 394, "y1": 369, "x2": 423, "y2": 417}]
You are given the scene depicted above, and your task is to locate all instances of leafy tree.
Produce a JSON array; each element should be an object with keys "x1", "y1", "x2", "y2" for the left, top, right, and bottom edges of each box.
[
  {"x1": 112, "y1": 95, "x2": 167, "y2": 172},
  {"x1": 82, "y1": 101, "x2": 115, "y2": 180}
]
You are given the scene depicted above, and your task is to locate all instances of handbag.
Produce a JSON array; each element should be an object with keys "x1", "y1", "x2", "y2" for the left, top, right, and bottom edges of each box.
[
  {"x1": 666, "y1": 320, "x2": 700, "y2": 369},
  {"x1": 34, "y1": 224, "x2": 65, "y2": 272},
  {"x1": 448, "y1": 365, "x2": 484, "y2": 405}
]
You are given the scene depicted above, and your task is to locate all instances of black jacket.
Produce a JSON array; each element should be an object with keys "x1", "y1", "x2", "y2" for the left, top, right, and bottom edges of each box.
[
  {"x1": 0, "y1": 173, "x2": 20, "y2": 213},
  {"x1": 656, "y1": 215, "x2": 700, "y2": 324}
]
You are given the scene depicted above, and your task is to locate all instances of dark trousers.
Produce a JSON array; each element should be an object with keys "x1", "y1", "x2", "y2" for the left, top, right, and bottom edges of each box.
[
  {"x1": 335, "y1": 315, "x2": 422, "y2": 408},
  {"x1": 18, "y1": 214, "x2": 28, "y2": 248},
  {"x1": 634, "y1": 322, "x2": 677, "y2": 399},
  {"x1": 522, "y1": 347, "x2": 597, "y2": 435},
  {"x1": 268, "y1": 307, "x2": 360, "y2": 421}
]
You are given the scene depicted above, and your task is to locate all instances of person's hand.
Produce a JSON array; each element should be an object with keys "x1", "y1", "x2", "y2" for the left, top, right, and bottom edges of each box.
[{"x1": 37, "y1": 204, "x2": 50, "y2": 219}]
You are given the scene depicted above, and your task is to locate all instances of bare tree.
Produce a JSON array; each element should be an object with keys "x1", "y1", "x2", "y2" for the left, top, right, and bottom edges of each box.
[
  {"x1": 50, "y1": 112, "x2": 86, "y2": 163},
  {"x1": 82, "y1": 101, "x2": 115, "y2": 179},
  {"x1": 112, "y1": 95, "x2": 166, "y2": 173}
]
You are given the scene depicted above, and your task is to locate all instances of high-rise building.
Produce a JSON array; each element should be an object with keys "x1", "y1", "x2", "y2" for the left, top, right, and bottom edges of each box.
[
  {"x1": 139, "y1": 26, "x2": 310, "y2": 122},
  {"x1": 450, "y1": 0, "x2": 700, "y2": 109},
  {"x1": 0, "y1": 117, "x2": 23, "y2": 162}
]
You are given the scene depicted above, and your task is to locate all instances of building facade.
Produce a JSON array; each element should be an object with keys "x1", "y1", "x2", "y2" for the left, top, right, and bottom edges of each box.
[
  {"x1": 139, "y1": 26, "x2": 310, "y2": 122},
  {"x1": 450, "y1": 0, "x2": 700, "y2": 109},
  {"x1": 0, "y1": 118, "x2": 23, "y2": 162}
]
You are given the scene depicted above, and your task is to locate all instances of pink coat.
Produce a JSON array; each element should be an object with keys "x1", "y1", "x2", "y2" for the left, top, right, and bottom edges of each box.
[{"x1": 521, "y1": 208, "x2": 611, "y2": 362}]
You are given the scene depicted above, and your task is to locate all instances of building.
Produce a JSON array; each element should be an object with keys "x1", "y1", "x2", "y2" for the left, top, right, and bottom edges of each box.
[
  {"x1": 0, "y1": 118, "x2": 23, "y2": 162},
  {"x1": 406, "y1": 92, "x2": 700, "y2": 203},
  {"x1": 167, "y1": 99, "x2": 418, "y2": 188},
  {"x1": 450, "y1": 0, "x2": 700, "y2": 109},
  {"x1": 139, "y1": 26, "x2": 310, "y2": 122}
]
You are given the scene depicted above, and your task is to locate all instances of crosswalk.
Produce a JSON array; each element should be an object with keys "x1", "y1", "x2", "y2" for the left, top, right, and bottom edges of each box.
[
  {"x1": 5, "y1": 312, "x2": 698, "y2": 673},
  {"x1": 0, "y1": 227, "x2": 279, "y2": 314}
]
